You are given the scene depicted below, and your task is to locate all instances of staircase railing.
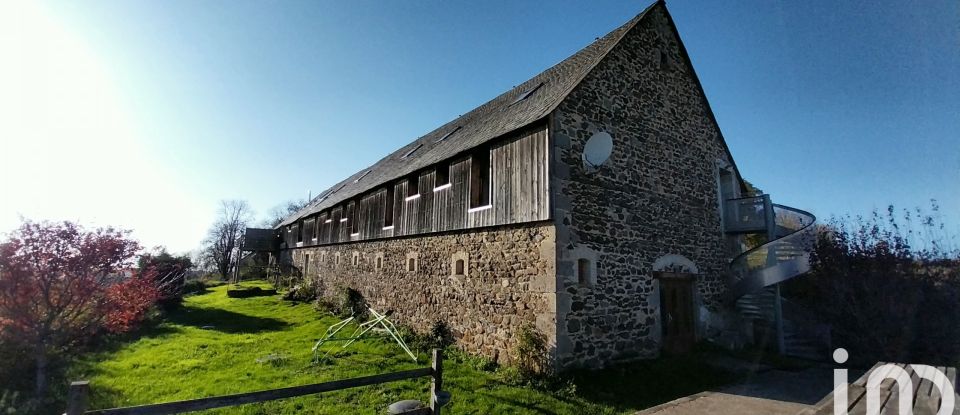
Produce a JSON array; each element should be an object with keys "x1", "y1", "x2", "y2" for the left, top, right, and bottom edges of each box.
[{"x1": 726, "y1": 202, "x2": 816, "y2": 302}]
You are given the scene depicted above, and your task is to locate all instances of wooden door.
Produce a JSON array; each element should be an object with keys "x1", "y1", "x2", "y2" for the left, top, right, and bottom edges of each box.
[{"x1": 657, "y1": 273, "x2": 696, "y2": 354}]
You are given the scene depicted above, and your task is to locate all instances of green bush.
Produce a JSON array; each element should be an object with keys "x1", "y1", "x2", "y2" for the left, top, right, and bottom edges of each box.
[
  {"x1": 785, "y1": 203, "x2": 960, "y2": 365},
  {"x1": 336, "y1": 287, "x2": 367, "y2": 319},
  {"x1": 513, "y1": 324, "x2": 549, "y2": 377},
  {"x1": 404, "y1": 320, "x2": 456, "y2": 354},
  {"x1": 282, "y1": 283, "x2": 316, "y2": 302}
]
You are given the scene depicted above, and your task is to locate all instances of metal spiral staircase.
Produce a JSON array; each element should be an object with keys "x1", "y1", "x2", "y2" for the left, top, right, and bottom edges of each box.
[{"x1": 723, "y1": 195, "x2": 829, "y2": 360}]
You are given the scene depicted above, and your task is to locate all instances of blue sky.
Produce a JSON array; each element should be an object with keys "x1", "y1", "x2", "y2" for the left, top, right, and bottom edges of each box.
[{"x1": 1, "y1": 0, "x2": 957, "y2": 253}]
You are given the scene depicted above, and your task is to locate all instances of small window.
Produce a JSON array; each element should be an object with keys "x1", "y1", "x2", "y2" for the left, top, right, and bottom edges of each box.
[
  {"x1": 435, "y1": 126, "x2": 462, "y2": 143},
  {"x1": 304, "y1": 254, "x2": 311, "y2": 275},
  {"x1": 376, "y1": 256, "x2": 383, "y2": 270},
  {"x1": 383, "y1": 186, "x2": 395, "y2": 227},
  {"x1": 435, "y1": 161, "x2": 450, "y2": 188},
  {"x1": 407, "y1": 258, "x2": 416, "y2": 272},
  {"x1": 470, "y1": 148, "x2": 490, "y2": 208},
  {"x1": 335, "y1": 253, "x2": 341, "y2": 265},
  {"x1": 406, "y1": 173, "x2": 420, "y2": 198},
  {"x1": 454, "y1": 259, "x2": 465, "y2": 275},
  {"x1": 402, "y1": 143, "x2": 422, "y2": 159},
  {"x1": 352, "y1": 252, "x2": 359, "y2": 266},
  {"x1": 577, "y1": 259, "x2": 592, "y2": 287}
]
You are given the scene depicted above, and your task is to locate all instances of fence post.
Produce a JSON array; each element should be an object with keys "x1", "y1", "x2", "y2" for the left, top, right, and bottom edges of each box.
[
  {"x1": 430, "y1": 349, "x2": 443, "y2": 415},
  {"x1": 66, "y1": 380, "x2": 89, "y2": 415}
]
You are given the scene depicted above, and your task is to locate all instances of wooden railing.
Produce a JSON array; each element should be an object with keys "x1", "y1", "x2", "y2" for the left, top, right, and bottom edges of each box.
[{"x1": 66, "y1": 349, "x2": 447, "y2": 415}]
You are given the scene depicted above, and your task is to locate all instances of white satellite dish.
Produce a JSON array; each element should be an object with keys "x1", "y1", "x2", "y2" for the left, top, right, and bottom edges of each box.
[{"x1": 582, "y1": 131, "x2": 613, "y2": 169}]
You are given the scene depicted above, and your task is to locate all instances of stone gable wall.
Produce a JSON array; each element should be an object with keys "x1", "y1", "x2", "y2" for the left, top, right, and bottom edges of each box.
[
  {"x1": 288, "y1": 222, "x2": 557, "y2": 363},
  {"x1": 550, "y1": 5, "x2": 737, "y2": 368}
]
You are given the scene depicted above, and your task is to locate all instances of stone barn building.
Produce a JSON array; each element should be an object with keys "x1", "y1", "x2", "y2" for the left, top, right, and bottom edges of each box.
[{"x1": 266, "y1": 0, "x2": 817, "y2": 368}]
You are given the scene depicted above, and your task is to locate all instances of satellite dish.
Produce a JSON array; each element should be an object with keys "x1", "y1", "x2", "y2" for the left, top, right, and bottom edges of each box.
[{"x1": 582, "y1": 131, "x2": 613, "y2": 169}]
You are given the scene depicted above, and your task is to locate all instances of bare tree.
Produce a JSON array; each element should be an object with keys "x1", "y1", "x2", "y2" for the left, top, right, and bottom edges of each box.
[
  {"x1": 263, "y1": 198, "x2": 309, "y2": 228},
  {"x1": 202, "y1": 200, "x2": 253, "y2": 280}
]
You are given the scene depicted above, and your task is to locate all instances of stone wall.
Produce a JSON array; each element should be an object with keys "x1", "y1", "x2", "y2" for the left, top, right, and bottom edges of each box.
[
  {"x1": 550, "y1": 4, "x2": 739, "y2": 368},
  {"x1": 287, "y1": 222, "x2": 557, "y2": 363}
]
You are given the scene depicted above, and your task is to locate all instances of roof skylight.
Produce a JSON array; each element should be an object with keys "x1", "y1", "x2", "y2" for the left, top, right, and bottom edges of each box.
[
  {"x1": 512, "y1": 82, "x2": 544, "y2": 105},
  {"x1": 435, "y1": 126, "x2": 462, "y2": 143},
  {"x1": 402, "y1": 143, "x2": 423, "y2": 159},
  {"x1": 354, "y1": 170, "x2": 371, "y2": 182}
]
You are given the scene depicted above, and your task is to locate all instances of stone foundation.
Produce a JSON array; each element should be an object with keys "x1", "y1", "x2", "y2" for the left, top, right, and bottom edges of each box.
[{"x1": 286, "y1": 222, "x2": 556, "y2": 363}]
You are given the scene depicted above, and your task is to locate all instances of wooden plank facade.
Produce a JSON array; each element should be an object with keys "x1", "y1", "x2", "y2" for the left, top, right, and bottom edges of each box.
[{"x1": 282, "y1": 123, "x2": 550, "y2": 248}]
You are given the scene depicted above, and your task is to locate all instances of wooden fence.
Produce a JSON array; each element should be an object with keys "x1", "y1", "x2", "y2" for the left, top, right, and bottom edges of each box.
[{"x1": 66, "y1": 349, "x2": 446, "y2": 415}]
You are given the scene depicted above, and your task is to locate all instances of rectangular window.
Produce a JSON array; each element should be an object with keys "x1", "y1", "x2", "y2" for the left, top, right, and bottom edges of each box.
[
  {"x1": 470, "y1": 148, "x2": 490, "y2": 208},
  {"x1": 384, "y1": 186, "x2": 395, "y2": 227},
  {"x1": 435, "y1": 161, "x2": 450, "y2": 189},
  {"x1": 304, "y1": 254, "x2": 311, "y2": 275},
  {"x1": 349, "y1": 198, "x2": 360, "y2": 235},
  {"x1": 406, "y1": 173, "x2": 420, "y2": 198},
  {"x1": 578, "y1": 259, "x2": 592, "y2": 287},
  {"x1": 331, "y1": 208, "x2": 341, "y2": 236}
]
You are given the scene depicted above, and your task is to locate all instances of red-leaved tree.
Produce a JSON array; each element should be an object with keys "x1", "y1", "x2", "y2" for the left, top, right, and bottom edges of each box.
[
  {"x1": 0, "y1": 220, "x2": 141, "y2": 395},
  {"x1": 102, "y1": 270, "x2": 161, "y2": 333}
]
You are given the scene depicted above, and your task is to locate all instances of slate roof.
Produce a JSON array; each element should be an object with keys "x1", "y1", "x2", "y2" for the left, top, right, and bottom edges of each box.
[{"x1": 278, "y1": 2, "x2": 660, "y2": 228}]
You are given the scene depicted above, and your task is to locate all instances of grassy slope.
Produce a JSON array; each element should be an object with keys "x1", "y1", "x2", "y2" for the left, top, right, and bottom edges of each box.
[{"x1": 69, "y1": 282, "x2": 734, "y2": 414}]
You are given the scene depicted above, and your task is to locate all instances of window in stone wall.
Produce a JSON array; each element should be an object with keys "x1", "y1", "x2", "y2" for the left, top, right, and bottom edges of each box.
[
  {"x1": 352, "y1": 251, "x2": 360, "y2": 267},
  {"x1": 335, "y1": 252, "x2": 341, "y2": 266},
  {"x1": 405, "y1": 252, "x2": 419, "y2": 273},
  {"x1": 304, "y1": 254, "x2": 311, "y2": 275},
  {"x1": 578, "y1": 258, "x2": 593, "y2": 287},
  {"x1": 376, "y1": 256, "x2": 382, "y2": 270},
  {"x1": 450, "y1": 251, "x2": 469, "y2": 277}
]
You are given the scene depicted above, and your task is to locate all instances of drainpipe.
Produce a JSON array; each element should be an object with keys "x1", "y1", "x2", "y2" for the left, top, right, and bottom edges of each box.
[{"x1": 763, "y1": 195, "x2": 785, "y2": 354}]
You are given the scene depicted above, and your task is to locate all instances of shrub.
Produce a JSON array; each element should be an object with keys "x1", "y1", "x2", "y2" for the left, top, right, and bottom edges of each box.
[
  {"x1": 336, "y1": 287, "x2": 368, "y2": 319},
  {"x1": 181, "y1": 280, "x2": 209, "y2": 296},
  {"x1": 282, "y1": 279, "x2": 318, "y2": 303},
  {"x1": 102, "y1": 272, "x2": 162, "y2": 333},
  {"x1": 785, "y1": 203, "x2": 960, "y2": 365},
  {"x1": 405, "y1": 321, "x2": 456, "y2": 353},
  {"x1": 226, "y1": 286, "x2": 278, "y2": 298},
  {"x1": 513, "y1": 324, "x2": 550, "y2": 378}
]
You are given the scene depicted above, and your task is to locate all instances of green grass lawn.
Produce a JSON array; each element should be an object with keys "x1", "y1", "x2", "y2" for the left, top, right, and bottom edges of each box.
[{"x1": 68, "y1": 281, "x2": 736, "y2": 414}]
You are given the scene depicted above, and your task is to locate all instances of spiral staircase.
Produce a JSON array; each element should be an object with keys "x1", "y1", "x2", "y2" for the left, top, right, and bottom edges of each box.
[{"x1": 723, "y1": 195, "x2": 830, "y2": 360}]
